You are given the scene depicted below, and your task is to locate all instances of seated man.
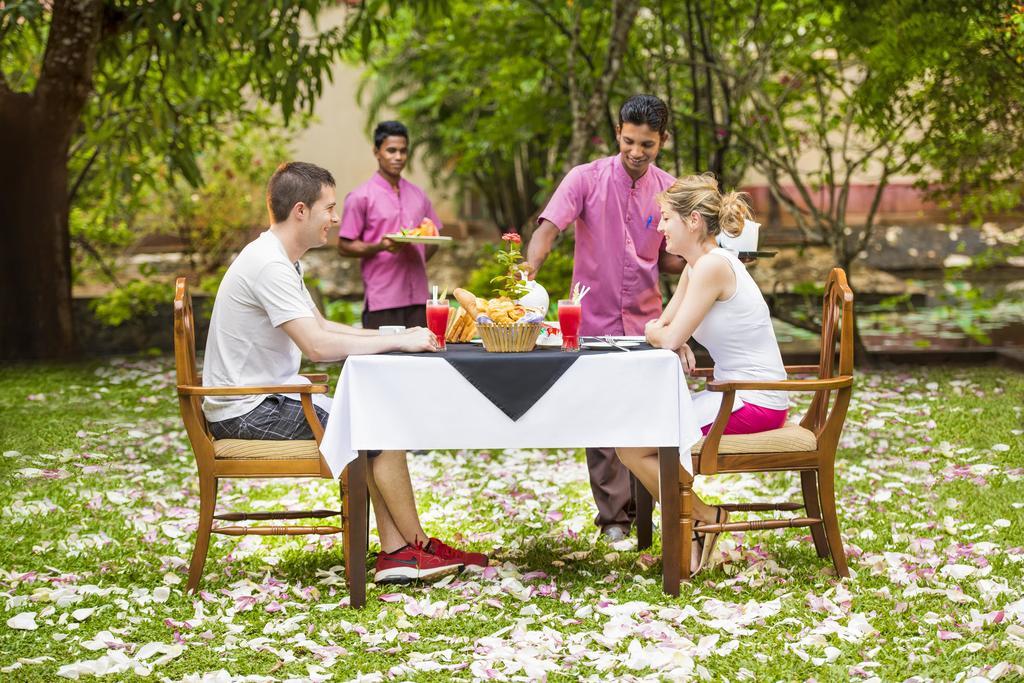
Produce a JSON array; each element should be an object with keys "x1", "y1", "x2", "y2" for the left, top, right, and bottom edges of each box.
[{"x1": 202, "y1": 161, "x2": 486, "y2": 583}]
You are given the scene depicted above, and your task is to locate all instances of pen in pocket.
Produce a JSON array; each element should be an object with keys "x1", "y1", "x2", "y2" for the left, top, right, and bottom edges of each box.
[{"x1": 645, "y1": 215, "x2": 653, "y2": 229}]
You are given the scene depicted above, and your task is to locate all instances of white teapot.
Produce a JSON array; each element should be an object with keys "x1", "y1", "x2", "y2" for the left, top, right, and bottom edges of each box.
[{"x1": 517, "y1": 276, "x2": 549, "y2": 314}]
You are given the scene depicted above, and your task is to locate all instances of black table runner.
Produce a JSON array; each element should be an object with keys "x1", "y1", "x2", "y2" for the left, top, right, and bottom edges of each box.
[{"x1": 402, "y1": 343, "x2": 653, "y2": 420}]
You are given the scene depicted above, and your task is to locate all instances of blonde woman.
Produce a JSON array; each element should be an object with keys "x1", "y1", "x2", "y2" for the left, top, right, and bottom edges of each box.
[{"x1": 617, "y1": 173, "x2": 789, "y2": 574}]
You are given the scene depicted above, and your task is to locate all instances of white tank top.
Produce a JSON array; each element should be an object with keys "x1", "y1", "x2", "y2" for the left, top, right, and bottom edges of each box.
[{"x1": 691, "y1": 248, "x2": 788, "y2": 410}]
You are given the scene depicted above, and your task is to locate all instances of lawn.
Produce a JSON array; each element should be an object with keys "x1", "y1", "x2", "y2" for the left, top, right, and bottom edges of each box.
[{"x1": 0, "y1": 358, "x2": 1022, "y2": 681}]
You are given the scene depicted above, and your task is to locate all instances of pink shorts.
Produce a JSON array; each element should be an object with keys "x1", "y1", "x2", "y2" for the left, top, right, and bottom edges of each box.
[{"x1": 700, "y1": 403, "x2": 788, "y2": 436}]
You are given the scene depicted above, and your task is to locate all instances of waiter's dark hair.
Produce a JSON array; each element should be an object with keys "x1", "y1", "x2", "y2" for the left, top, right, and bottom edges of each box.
[
  {"x1": 374, "y1": 120, "x2": 409, "y2": 148},
  {"x1": 618, "y1": 94, "x2": 670, "y2": 135},
  {"x1": 266, "y1": 162, "x2": 336, "y2": 223}
]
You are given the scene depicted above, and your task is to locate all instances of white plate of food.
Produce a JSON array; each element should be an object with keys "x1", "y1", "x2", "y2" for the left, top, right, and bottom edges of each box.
[
  {"x1": 582, "y1": 340, "x2": 642, "y2": 349},
  {"x1": 536, "y1": 333, "x2": 563, "y2": 347},
  {"x1": 385, "y1": 234, "x2": 454, "y2": 245}
]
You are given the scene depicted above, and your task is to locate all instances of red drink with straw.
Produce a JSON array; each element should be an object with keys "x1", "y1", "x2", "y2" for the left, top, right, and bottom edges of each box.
[
  {"x1": 558, "y1": 299, "x2": 582, "y2": 352},
  {"x1": 426, "y1": 299, "x2": 450, "y2": 351}
]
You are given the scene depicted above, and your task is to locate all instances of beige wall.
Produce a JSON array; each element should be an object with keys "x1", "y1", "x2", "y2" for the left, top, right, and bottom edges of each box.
[
  {"x1": 290, "y1": 61, "x2": 458, "y2": 225},
  {"x1": 292, "y1": 6, "x2": 923, "y2": 230},
  {"x1": 289, "y1": 8, "x2": 457, "y2": 229}
]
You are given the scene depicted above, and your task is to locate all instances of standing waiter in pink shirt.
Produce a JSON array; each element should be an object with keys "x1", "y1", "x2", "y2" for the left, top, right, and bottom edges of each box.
[
  {"x1": 338, "y1": 121, "x2": 443, "y2": 329},
  {"x1": 526, "y1": 95, "x2": 685, "y2": 542}
]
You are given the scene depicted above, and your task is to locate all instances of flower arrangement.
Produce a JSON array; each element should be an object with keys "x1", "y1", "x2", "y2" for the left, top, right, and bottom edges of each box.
[{"x1": 489, "y1": 232, "x2": 530, "y2": 300}]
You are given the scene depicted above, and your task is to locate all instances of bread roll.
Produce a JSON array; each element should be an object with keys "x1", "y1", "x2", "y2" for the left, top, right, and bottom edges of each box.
[{"x1": 454, "y1": 288, "x2": 479, "y2": 318}]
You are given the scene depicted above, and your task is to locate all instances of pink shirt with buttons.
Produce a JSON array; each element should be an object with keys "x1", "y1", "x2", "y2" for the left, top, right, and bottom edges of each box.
[
  {"x1": 339, "y1": 173, "x2": 443, "y2": 312},
  {"x1": 538, "y1": 155, "x2": 675, "y2": 336}
]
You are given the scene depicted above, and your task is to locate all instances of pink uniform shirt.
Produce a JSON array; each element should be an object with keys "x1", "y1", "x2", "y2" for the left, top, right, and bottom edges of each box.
[
  {"x1": 339, "y1": 173, "x2": 443, "y2": 312},
  {"x1": 538, "y1": 155, "x2": 675, "y2": 336}
]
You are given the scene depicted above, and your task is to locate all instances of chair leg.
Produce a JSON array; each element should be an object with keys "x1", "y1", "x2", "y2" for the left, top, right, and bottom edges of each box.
[
  {"x1": 817, "y1": 462, "x2": 850, "y2": 578},
  {"x1": 680, "y1": 469, "x2": 694, "y2": 583},
  {"x1": 801, "y1": 470, "x2": 831, "y2": 559},
  {"x1": 658, "y1": 447, "x2": 681, "y2": 596},
  {"x1": 345, "y1": 452, "x2": 368, "y2": 608},
  {"x1": 634, "y1": 474, "x2": 653, "y2": 550},
  {"x1": 187, "y1": 473, "x2": 217, "y2": 593}
]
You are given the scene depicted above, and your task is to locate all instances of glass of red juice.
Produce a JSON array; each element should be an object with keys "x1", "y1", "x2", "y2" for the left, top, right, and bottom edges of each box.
[
  {"x1": 557, "y1": 299, "x2": 582, "y2": 351},
  {"x1": 425, "y1": 299, "x2": 450, "y2": 350}
]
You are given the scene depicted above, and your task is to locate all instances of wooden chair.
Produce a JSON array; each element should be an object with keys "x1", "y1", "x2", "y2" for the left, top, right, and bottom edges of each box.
[
  {"x1": 173, "y1": 277, "x2": 367, "y2": 605},
  {"x1": 638, "y1": 268, "x2": 855, "y2": 593}
]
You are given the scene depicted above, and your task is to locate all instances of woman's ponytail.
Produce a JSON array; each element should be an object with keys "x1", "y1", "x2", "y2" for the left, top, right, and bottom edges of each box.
[{"x1": 718, "y1": 191, "x2": 751, "y2": 238}]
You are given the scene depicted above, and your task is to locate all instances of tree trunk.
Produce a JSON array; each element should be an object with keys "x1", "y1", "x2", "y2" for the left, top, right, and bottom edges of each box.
[
  {"x1": 564, "y1": 0, "x2": 640, "y2": 169},
  {"x1": 837, "y1": 257, "x2": 874, "y2": 369},
  {"x1": 0, "y1": 106, "x2": 76, "y2": 359},
  {"x1": 0, "y1": 0, "x2": 105, "y2": 359}
]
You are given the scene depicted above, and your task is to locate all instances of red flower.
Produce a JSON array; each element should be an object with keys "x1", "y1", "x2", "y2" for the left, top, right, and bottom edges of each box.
[{"x1": 501, "y1": 232, "x2": 522, "y2": 244}]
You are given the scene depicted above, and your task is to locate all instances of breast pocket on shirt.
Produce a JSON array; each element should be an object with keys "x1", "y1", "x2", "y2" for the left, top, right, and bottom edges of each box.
[{"x1": 632, "y1": 224, "x2": 665, "y2": 263}]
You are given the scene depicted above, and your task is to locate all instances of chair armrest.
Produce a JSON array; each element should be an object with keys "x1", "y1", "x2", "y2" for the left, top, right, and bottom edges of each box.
[
  {"x1": 706, "y1": 375, "x2": 853, "y2": 392},
  {"x1": 693, "y1": 366, "x2": 817, "y2": 379},
  {"x1": 177, "y1": 384, "x2": 329, "y2": 396},
  {"x1": 300, "y1": 373, "x2": 330, "y2": 384}
]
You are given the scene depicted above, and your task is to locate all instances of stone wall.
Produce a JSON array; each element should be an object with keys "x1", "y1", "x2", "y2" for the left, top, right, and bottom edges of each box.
[{"x1": 302, "y1": 240, "x2": 487, "y2": 301}]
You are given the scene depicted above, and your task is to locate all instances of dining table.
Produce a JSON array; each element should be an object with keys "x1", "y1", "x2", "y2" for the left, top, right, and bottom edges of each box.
[{"x1": 319, "y1": 342, "x2": 704, "y2": 607}]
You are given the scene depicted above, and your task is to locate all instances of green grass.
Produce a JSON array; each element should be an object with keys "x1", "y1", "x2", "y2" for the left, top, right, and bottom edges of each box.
[{"x1": 0, "y1": 359, "x2": 1022, "y2": 681}]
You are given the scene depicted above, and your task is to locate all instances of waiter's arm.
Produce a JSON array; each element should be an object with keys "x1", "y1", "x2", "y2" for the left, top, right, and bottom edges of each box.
[
  {"x1": 659, "y1": 250, "x2": 686, "y2": 274},
  {"x1": 337, "y1": 237, "x2": 398, "y2": 257},
  {"x1": 526, "y1": 220, "x2": 560, "y2": 279}
]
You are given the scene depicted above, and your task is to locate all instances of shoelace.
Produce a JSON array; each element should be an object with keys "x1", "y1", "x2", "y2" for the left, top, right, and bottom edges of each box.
[{"x1": 428, "y1": 539, "x2": 458, "y2": 559}]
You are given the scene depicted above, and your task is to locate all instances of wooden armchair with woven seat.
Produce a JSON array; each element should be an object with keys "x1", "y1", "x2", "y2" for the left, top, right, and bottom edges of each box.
[
  {"x1": 637, "y1": 267, "x2": 855, "y2": 594},
  {"x1": 173, "y1": 277, "x2": 367, "y2": 606}
]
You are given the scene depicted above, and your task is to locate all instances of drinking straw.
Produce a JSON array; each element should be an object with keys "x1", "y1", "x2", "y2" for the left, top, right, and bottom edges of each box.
[
  {"x1": 432, "y1": 284, "x2": 438, "y2": 301},
  {"x1": 440, "y1": 287, "x2": 448, "y2": 301},
  {"x1": 569, "y1": 282, "x2": 591, "y2": 305}
]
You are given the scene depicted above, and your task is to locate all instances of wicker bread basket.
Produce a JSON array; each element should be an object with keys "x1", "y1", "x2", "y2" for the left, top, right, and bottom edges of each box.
[{"x1": 477, "y1": 322, "x2": 543, "y2": 352}]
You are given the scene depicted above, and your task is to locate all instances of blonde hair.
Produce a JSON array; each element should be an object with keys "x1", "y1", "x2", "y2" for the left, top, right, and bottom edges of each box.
[{"x1": 657, "y1": 173, "x2": 751, "y2": 239}]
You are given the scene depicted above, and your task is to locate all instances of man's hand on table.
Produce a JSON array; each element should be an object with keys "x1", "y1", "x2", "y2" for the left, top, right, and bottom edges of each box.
[{"x1": 399, "y1": 327, "x2": 439, "y2": 353}]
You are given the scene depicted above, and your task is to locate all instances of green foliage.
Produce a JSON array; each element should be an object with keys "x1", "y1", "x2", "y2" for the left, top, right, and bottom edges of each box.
[
  {"x1": 1, "y1": 0, "x2": 348, "y2": 334},
  {"x1": 488, "y1": 236, "x2": 530, "y2": 300},
  {"x1": 68, "y1": 114, "x2": 298, "y2": 325},
  {"x1": 353, "y1": 0, "x2": 581, "y2": 232},
  {"x1": 322, "y1": 298, "x2": 362, "y2": 325},
  {"x1": 139, "y1": 116, "x2": 296, "y2": 277},
  {"x1": 89, "y1": 279, "x2": 173, "y2": 327}
]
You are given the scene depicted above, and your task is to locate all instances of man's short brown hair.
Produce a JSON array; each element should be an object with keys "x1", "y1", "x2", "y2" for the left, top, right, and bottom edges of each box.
[{"x1": 266, "y1": 162, "x2": 336, "y2": 223}]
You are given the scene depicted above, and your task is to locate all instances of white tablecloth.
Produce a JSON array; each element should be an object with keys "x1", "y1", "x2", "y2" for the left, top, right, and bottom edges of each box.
[{"x1": 320, "y1": 348, "x2": 702, "y2": 478}]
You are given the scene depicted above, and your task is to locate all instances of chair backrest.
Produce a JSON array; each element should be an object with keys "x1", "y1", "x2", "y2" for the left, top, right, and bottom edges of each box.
[
  {"x1": 801, "y1": 268, "x2": 855, "y2": 441},
  {"x1": 174, "y1": 278, "x2": 215, "y2": 462}
]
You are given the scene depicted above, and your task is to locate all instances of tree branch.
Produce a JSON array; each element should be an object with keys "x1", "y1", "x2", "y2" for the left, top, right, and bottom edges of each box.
[
  {"x1": 68, "y1": 146, "x2": 101, "y2": 206},
  {"x1": 523, "y1": 0, "x2": 597, "y2": 72}
]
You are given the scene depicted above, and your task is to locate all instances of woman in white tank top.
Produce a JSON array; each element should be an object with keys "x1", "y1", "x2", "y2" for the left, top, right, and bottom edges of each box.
[{"x1": 617, "y1": 173, "x2": 789, "y2": 575}]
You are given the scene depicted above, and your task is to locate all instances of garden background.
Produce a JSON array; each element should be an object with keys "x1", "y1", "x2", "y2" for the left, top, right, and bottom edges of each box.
[{"x1": 1, "y1": 1, "x2": 1023, "y2": 680}]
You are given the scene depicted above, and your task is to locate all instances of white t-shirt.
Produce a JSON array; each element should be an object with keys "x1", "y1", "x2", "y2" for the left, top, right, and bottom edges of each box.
[{"x1": 201, "y1": 230, "x2": 331, "y2": 423}]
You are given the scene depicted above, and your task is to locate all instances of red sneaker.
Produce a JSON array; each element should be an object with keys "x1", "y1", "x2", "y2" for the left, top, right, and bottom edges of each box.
[
  {"x1": 374, "y1": 543, "x2": 463, "y2": 584},
  {"x1": 428, "y1": 537, "x2": 489, "y2": 569}
]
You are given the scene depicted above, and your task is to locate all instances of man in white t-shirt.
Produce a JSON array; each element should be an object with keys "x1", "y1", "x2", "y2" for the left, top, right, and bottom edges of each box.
[{"x1": 202, "y1": 162, "x2": 487, "y2": 583}]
